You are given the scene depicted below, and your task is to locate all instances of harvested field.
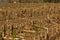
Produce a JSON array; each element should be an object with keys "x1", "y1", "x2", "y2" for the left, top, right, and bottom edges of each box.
[{"x1": 0, "y1": 3, "x2": 60, "y2": 40}]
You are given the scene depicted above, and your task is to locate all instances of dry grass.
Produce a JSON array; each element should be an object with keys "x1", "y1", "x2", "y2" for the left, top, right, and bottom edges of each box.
[{"x1": 0, "y1": 3, "x2": 60, "y2": 40}]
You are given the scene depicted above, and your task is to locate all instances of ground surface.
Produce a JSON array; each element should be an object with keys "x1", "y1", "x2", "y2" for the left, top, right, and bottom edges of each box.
[{"x1": 0, "y1": 3, "x2": 60, "y2": 40}]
